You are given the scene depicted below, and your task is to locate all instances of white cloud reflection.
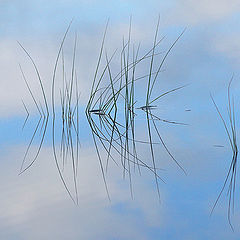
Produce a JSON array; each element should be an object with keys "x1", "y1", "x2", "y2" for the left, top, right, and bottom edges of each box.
[{"x1": 0, "y1": 145, "x2": 166, "y2": 240}]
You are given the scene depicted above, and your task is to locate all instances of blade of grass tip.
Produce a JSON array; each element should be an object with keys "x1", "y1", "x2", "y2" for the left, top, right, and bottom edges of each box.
[
  {"x1": 87, "y1": 19, "x2": 109, "y2": 111},
  {"x1": 99, "y1": 37, "x2": 165, "y2": 102},
  {"x1": 146, "y1": 15, "x2": 160, "y2": 106},
  {"x1": 68, "y1": 32, "x2": 77, "y2": 115},
  {"x1": 95, "y1": 54, "x2": 163, "y2": 114},
  {"x1": 101, "y1": 39, "x2": 164, "y2": 99},
  {"x1": 92, "y1": 41, "x2": 131, "y2": 113},
  {"x1": 149, "y1": 28, "x2": 186, "y2": 98},
  {"x1": 149, "y1": 84, "x2": 189, "y2": 105},
  {"x1": 21, "y1": 100, "x2": 29, "y2": 130},
  {"x1": 51, "y1": 20, "x2": 76, "y2": 204},
  {"x1": 100, "y1": 37, "x2": 130, "y2": 116},
  {"x1": 125, "y1": 16, "x2": 132, "y2": 99},
  {"x1": 18, "y1": 42, "x2": 49, "y2": 116},
  {"x1": 227, "y1": 76, "x2": 234, "y2": 136},
  {"x1": 103, "y1": 34, "x2": 129, "y2": 109},
  {"x1": 91, "y1": 49, "x2": 118, "y2": 111}
]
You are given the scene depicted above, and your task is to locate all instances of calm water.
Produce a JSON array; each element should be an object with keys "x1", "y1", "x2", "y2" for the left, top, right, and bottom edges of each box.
[{"x1": 1, "y1": 2, "x2": 240, "y2": 239}]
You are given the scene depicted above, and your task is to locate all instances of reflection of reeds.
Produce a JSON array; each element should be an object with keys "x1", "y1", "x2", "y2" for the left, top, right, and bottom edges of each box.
[
  {"x1": 18, "y1": 43, "x2": 49, "y2": 174},
  {"x1": 50, "y1": 22, "x2": 80, "y2": 204},
  {"x1": 86, "y1": 18, "x2": 187, "y2": 200},
  {"x1": 56, "y1": 34, "x2": 80, "y2": 204},
  {"x1": 20, "y1": 18, "x2": 187, "y2": 202},
  {"x1": 211, "y1": 78, "x2": 238, "y2": 230},
  {"x1": 20, "y1": 22, "x2": 80, "y2": 204}
]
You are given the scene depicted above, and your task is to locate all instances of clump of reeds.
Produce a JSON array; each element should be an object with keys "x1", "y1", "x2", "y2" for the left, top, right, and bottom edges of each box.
[
  {"x1": 18, "y1": 43, "x2": 49, "y2": 174},
  {"x1": 20, "y1": 17, "x2": 187, "y2": 203},
  {"x1": 20, "y1": 22, "x2": 80, "y2": 204},
  {"x1": 210, "y1": 77, "x2": 238, "y2": 230},
  {"x1": 85, "y1": 17, "x2": 187, "y2": 200}
]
